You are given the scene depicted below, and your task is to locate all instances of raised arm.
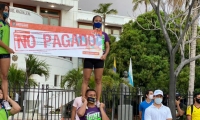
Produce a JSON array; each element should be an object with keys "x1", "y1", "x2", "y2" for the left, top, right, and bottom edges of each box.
[
  {"x1": 77, "y1": 98, "x2": 87, "y2": 117},
  {"x1": 100, "y1": 103, "x2": 109, "y2": 120},
  {"x1": 7, "y1": 96, "x2": 21, "y2": 115}
]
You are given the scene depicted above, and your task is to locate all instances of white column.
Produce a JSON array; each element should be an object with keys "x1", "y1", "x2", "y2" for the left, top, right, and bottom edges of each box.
[
  {"x1": 10, "y1": 2, "x2": 13, "y2": 7},
  {"x1": 36, "y1": 6, "x2": 40, "y2": 14}
]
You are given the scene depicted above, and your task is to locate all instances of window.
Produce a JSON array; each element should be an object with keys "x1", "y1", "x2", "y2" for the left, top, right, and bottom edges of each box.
[
  {"x1": 13, "y1": 4, "x2": 36, "y2": 12},
  {"x1": 61, "y1": 76, "x2": 65, "y2": 85},
  {"x1": 105, "y1": 26, "x2": 122, "y2": 35},
  {"x1": 58, "y1": 56, "x2": 72, "y2": 61},
  {"x1": 105, "y1": 28, "x2": 112, "y2": 34},
  {"x1": 78, "y1": 58, "x2": 83, "y2": 67},
  {"x1": 40, "y1": 8, "x2": 61, "y2": 26},
  {"x1": 79, "y1": 25, "x2": 93, "y2": 30},
  {"x1": 113, "y1": 29, "x2": 120, "y2": 35},
  {"x1": 61, "y1": 76, "x2": 65, "y2": 81},
  {"x1": 78, "y1": 22, "x2": 93, "y2": 29},
  {"x1": 54, "y1": 75, "x2": 59, "y2": 87}
]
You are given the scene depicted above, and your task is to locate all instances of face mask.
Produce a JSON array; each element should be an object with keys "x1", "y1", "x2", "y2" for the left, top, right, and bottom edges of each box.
[
  {"x1": 93, "y1": 22, "x2": 102, "y2": 28},
  {"x1": 0, "y1": 99, "x2": 3, "y2": 103},
  {"x1": 148, "y1": 95, "x2": 153, "y2": 100},
  {"x1": 196, "y1": 98, "x2": 200, "y2": 104},
  {"x1": 155, "y1": 98, "x2": 163, "y2": 104},
  {"x1": 87, "y1": 97, "x2": 96, "y2": 103},
  {"x1": 3, "y1": 12, "x2": 9, "y2": 19}
]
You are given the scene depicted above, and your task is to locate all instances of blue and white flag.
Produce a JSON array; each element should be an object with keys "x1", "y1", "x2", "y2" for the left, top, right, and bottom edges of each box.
[{"x1": 128, "y1": 58, "x2": 134, "y2": 86}]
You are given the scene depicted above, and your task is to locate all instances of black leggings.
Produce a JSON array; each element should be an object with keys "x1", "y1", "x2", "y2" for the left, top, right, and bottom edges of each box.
[
  {"x1": 83, "y1": 58, "x2": 104, "y2": 69},
  {"x1": 0, "y1": 54, "x2": 10, "y2": 59}
]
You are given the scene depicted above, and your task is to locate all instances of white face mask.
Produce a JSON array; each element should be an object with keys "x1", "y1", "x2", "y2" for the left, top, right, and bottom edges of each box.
[
  {"x1": 148, "y1": 95, "x2": 153, "y2": 100},
  {"x1": 155, "y1": 98, "x2": 163, "y2": 104}
]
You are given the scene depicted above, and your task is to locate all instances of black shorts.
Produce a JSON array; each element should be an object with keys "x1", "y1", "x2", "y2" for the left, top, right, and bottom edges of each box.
[
  {"x1": 83, "y1": 58, "x2": 104, "y2": 69},
  {"x1": 0, "y1": 54, "x2": 10, "y2": 59}
]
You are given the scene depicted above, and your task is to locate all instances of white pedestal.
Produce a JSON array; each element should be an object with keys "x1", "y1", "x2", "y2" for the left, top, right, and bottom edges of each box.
[{"x1": 118, "y1": 105, "x2": 133, "y2": 120}]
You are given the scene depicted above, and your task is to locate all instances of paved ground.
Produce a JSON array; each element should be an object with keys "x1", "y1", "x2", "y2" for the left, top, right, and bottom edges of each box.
[{"x1": 8, "y1": 112, "x2": 65, "y2": 120}]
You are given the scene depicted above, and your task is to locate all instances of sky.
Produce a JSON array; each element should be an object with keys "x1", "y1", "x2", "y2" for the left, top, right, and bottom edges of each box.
[{"x1": 78, "y1": 0, "x2": 147, "y2": 18}]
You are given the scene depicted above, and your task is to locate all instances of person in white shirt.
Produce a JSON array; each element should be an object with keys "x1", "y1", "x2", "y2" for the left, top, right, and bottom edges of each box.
[
  {"x1": 14, "y1": 92, "x2": 19, "y2": 103},
  {"x1": 144, "y1": 89, "x2": 172, "y2": 120},
  {"x1": 70, "y1": 86, "x2": 90, "y2": 120}
]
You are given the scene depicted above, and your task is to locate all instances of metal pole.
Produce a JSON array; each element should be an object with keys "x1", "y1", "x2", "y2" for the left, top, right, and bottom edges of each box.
[
  {"x1": 111, "y1": 94, "x2": 115, "y2": 120},
  {"x1": 41, "y1": 84, "x2": 44, "y2": 120},
  {"x1": 22, "y1": 67, "x2": 29, "y2": 120},
  {"x1": 46, "y1": 84, "x2": 49, "y2": 120}
]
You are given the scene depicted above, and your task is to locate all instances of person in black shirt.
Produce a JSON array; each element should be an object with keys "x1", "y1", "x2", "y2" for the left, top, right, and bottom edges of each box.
[{"x1": 175, "y1": 93, "x2": 186, "y2": 120}]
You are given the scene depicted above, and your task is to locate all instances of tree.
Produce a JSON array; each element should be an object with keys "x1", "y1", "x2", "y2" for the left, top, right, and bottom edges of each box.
[
  {"x1": 8, "y1": 64, "x2": 25, "y2": 89},
  {"x1": 132, "y1": 0, "x2": 156, "y2": 13},
  {"x1": 105, "y1": 18, "x2": 172, "y2": 92},
  {"x1": 23, "y1": 54, "x2": 50, "y2": 117},
  {"x1": 25, "y1": 54, "x2": 50, "y2": 85},
  {"x1": 8, "y1": 64, "x2": 37, "y2": 89},
  {"x1": 105, "y1": 10, "x2": 200, "y2": 94},
  {"x1": 188, "y1": 0, "x2": 198, "y2": 105},
  {"x1": 60, "y1": 67, "x2": 124, "y2": 96},
  {"x1": 60, "y1": 68, "x2": 82, "y2": 90},
  {"x1": 93, "y1": 3, "x2": 118, "y2": 32},
  {"x1": 149, "y1": 0, "x2": 200, "y2": 119}
]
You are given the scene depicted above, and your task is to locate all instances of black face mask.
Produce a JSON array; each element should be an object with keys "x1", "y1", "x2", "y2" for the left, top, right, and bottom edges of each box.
[
  {"x1": 0, "y1": 99, "x2": 3, "y2": 103},
  {"x1": 87, "y1": 97, "x2": 96, "y2": 103},
  {"x1": 196, "y1": 98, "x2": 200, "y2": 104}
]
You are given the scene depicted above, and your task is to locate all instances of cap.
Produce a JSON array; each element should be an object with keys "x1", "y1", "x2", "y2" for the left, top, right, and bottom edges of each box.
[
  {"x1": 153, "y1": 89, "x2": 163, "y2": 96},
  {"x1": 176, "y1": 92, "x2": 181, "y2": 97}
]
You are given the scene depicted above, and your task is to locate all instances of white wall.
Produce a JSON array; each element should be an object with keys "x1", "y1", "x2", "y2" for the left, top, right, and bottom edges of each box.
[
  {"x1": 11, "y1": 54, "x2": 73, "y2": 87},
  {"x1": 60, "y1": 0, "x2": 79, "y2": 68},
  {"x1": 77, "y1": 10, "x2": 133, "y2": 26},
  {"x1": 32, "y1": 0, "x2": 75, "y2": 6},
  {"x1": 9, "y1": 6, "x2": 74, "y2": 87},
  {"x1": 8, "y1": 0, "x2": 133, "y2": 87},
  {"x1": 9, "y1": 6, "x2": 43, "y2": 24}
]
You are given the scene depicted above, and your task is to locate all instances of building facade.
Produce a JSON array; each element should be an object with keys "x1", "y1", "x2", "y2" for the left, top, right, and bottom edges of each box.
[{"x1": 0, "y1": 0, "x2": 132, "y2": 89}]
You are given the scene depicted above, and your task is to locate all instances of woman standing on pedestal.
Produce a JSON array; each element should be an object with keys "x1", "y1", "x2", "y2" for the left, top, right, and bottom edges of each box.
[
  {"x1": 0, "y1": 4, "x2": 15, "y2": 110},
  {"x1": 81, "y1": 15, "x2": 110, "y2": 106}
]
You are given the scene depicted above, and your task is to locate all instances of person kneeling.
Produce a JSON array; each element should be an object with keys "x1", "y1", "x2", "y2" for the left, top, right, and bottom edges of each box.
[
  {"x1": 77, "y1": 89, "x2": 109, "y2": 120},
  {"x1": 0, "y1": 89, "x2": 21, "y2": 120}
]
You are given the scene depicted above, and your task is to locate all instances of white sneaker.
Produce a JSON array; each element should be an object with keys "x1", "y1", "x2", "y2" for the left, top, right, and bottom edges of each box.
[
  {"x1": 96, "y1": 101, "x2": 100, "y2": 108},
  {"x1": 3, "y1": 100, "x2": 11, "y2": 110}
]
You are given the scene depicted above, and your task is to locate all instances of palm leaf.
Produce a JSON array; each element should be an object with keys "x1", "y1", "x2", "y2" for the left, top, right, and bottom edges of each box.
[
  {"x1": 106, "y1": 9, "x2": 118, "y2": 14},
  {"x1": 8, "y1": 64, "x2": 25, "y2": 88},
  {"x1": 133, "y1": 2, "x2": 139, "y2": 11},
  {"x1": 60, "y1": 69, "x2": 83, "y2": 89},
  {"x1": 25, "y1": 54, "x2": 50, "y2": 80},
  {"x1": 93, "y1": 3, "x2": 117, "y2": 15},
  {"x1": 93, "y1": 3, "x2": 118, "y2": 32}
]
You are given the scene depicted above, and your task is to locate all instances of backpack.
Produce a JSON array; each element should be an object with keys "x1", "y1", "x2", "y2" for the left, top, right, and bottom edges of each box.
[
  {"x1": 190, "y1": 105, "x2": 193, "y2": 115},
  {"x1": 185, "y1": 105, "x2": 194, "y2": 116}
]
